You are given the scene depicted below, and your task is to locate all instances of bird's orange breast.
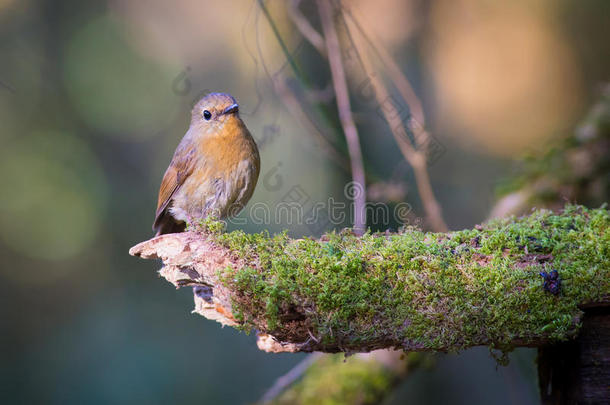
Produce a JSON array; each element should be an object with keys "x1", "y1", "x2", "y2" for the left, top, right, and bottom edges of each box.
[{"x1": 170, "y1": 117, "x2": 260, "y2": 222}]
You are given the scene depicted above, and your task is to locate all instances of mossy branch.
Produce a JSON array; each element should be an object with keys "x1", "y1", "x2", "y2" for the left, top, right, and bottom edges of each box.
[
  {"x1": 265, "y1": 351, "x2": 427, "y2": 405},
  {"x1": 129, "y1": 205, "x2": 609, "y2": 354}
]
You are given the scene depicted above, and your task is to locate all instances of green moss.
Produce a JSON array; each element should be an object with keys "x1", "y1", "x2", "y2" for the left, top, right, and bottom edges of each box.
[
  {"x1": 189, "y1": 215, "x2": 226, "y2": 234},
  {"x1": 271, "y1": 354, "x2": 400, "y2": 405},
  {"x1": 213, "y1": 205, "x2": 609, "y2": 352}
]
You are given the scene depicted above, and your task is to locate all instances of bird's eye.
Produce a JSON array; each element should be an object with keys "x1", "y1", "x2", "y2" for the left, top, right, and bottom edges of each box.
[{"x1": 203, "y1": 110, "x2": 212, "y2": 120}]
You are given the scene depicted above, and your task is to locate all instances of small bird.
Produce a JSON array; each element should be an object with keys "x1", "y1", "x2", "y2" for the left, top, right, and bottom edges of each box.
[{"x1": 153, "y1": 92, "x2": 260, "y2": 235}]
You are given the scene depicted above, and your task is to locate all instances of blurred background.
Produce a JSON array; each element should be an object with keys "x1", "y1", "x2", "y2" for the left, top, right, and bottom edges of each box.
[{"x1": 1, "y1": 0, "x2": 608, "y2": 403}]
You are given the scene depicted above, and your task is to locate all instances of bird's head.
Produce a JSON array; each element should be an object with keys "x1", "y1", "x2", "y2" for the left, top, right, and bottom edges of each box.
[{"x1": 190, "y1": 92, "x2": 241, "y2": 134}]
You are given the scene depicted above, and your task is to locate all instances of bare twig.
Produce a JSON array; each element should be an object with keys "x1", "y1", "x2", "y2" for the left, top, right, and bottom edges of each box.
[
  {"x1": 288, "y1": 0, "x2": 327, "y2": 57},
  {"x1": 343, "y1": 7, "x2": 425, "y2": 127},
  {"x1": 270, "y1": 71, "x2": 351, "y2": 172},
  {"x1": 257, "y1": 0, "x2": 355, "y2": 176},
  {"x1": 289, "y1": 2, "x2": 425, "y2": 131},
  {"x1": 318, "y1": 0, "x2": 367, "y2": 235},
  {"x1": 341, "y1": 11, "x2": 449, "y2": 232}
]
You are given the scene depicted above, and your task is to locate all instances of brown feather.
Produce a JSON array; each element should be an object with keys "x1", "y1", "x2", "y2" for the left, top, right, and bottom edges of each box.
[{"x1": 152, "y1": 142, "x2": 197, "y2": 235}]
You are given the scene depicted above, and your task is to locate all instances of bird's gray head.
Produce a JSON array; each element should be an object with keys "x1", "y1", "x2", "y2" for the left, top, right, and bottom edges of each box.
[{"x1": 190, "y1": 92, "x2": 240, "y2": 129}]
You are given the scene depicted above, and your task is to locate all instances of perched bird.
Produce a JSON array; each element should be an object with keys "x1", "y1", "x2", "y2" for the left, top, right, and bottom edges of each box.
[{"x1": 153, "y1": 93, "x2": 260, "y2": 235}]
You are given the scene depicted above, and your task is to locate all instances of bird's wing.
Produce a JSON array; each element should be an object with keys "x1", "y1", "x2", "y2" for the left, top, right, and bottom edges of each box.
[{"x1": 153, "y1": 143, "x2": 197, "y2": 233}]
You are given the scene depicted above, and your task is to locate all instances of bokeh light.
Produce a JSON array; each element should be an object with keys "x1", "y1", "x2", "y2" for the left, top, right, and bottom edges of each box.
[
  {"x1": 0, "y1": 131, "x2": 107, "y2": 264},
  {"x1": 427, "y1": 0, "x2": 584, "y2": 155},
  {"x1": 64, "y1": 15, "x2": 178, "y2": 138}
]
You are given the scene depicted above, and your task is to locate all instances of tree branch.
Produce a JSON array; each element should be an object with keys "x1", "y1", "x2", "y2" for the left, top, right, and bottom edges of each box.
[
  {"x1": 263, "y1": 351, "x2": 426, "y2": 405},
  {"x1": 260, "y1": 353, "x2": 324, "y2": 403},
  {"x1": 129, "y1": 206, "x2": 609, "y2": 354},
  {"x1": 318, "y1": 0, "x2": 367, "y2": 235},
  {"x1": 340, "y1": 11, "x2": 449, "y2": 232},
  {"x1": 288, "y1": 0, "x2": 326, "y2": 57}
]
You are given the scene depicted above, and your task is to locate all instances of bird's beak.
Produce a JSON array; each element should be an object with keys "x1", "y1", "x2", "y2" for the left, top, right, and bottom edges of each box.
[{"x1": 222, "y1": 103, "x2": 239, "y2": 115}]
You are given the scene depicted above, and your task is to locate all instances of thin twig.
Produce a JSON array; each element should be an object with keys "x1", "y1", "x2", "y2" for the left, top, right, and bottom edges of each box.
[
  {"x1": 271, "y1": 71, "x2": 352, "y2": 172},
  {"x1": 341, "y1": 10, "x2": 449, "y2": 232},
  {"x1": 318, "y1": 0, "x2": 367, "y2": 235},
  {"x1": 258, "y1": 1, "x2": 393, "y2": 187},
  {"x1": 260, "y1": 353, "x2": 324, "y2": 403},
  {"x1": 286, "y1": 2, "x2": 427, "y2": 147},
  {"x1": 343, "y1": 7, "x2": 425, "y2": 128},
  {"x1": 345, "y1": 8, "x2": 433, "y2": 152},
  {"x1": 288, "y1": 0, "x2": 327, "y2": 57},
  {"x1": 258, "y1": 0, "x2": 355, "y2": 175},
  {"x1": 257, "y1": 0, "x2": 307, "y2": 83}
]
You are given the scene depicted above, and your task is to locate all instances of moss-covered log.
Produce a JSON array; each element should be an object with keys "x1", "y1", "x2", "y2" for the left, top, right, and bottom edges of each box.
[{"x1": 129, "y1": 205, "x2": 609, "y2": 353}]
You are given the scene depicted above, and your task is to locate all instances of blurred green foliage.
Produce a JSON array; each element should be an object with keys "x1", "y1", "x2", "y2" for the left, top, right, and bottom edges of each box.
[
  {"x1": 64, "y1": 16, "x2": 178, "y2": 137},
  {"x1": 0, "y1": 131, "x2": 107, "y2": 264}
]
